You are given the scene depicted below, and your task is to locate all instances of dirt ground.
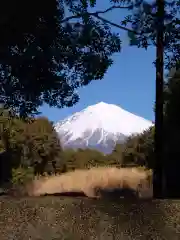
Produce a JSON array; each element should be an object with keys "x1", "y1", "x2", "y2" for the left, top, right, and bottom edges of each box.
[{"x1": 0, "y1": 196, "x2": 180, "y2": 240}]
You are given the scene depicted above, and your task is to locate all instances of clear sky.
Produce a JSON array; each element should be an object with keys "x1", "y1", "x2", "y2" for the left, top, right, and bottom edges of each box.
[{"x1": 39, "y1": 1, "x2": 156, "y2": 124}]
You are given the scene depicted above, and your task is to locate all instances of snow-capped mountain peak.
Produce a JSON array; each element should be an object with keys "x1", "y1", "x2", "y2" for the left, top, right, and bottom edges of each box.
[{"x1": 55, "y1": 102, "x2": 153, "y2": 153}]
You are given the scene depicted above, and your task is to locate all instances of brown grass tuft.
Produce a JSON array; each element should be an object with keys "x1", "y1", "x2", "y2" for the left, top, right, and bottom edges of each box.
[{"x1": 27, "y1": 167, "x2": 153, "y2": 199}]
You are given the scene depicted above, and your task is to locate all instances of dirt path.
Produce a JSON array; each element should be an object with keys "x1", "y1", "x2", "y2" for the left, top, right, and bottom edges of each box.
[{"x1": 0, "y1": 196, "x2": 180, "y2": 239}]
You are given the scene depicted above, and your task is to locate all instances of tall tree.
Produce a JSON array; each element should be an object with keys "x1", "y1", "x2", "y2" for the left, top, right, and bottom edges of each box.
[
  {"x1": 121, "y1": 128, "x2": 154, "y2": 168},
  {"x1": 154, "y1": 0, "x2": 165, "y2": 198},
  {"x1": 163, "y1": 69, "x2": 180, "y2": 197},
  {"x1": 123, "y1": 0, "x2": 179, "y2": 197},
  {"x1": 65, "y1": 0, "x2": 179, "y2": 197},
  {"x1": 1, "y1": 0, "x2": 179, "y2": 196},
  {"x1": 0, "y1": 0, "x2": 121, "y2": 116}
]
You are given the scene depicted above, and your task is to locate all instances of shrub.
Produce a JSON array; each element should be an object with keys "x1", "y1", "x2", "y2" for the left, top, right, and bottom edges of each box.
[{"x1": 12, "y1": 167, "x2": 34, "y2": 186}]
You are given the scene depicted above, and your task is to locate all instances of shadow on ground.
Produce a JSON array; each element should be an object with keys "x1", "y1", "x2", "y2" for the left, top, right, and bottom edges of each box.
[{"x1": 0, "y1": 195, "x2": 180, "y2": 239}]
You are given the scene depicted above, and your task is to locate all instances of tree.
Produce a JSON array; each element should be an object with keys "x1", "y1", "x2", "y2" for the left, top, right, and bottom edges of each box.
[
  {"x1": 62, "y1": 149, "x2": 77, "y2": 171},
  {"x1": 0, "y1": 108, "x2": 25, "y2": 184},
  {"x1": 64, "y1": 0, "x2": 179, "y2": 197},
  {"x1": 1, "y1": 0, "x2": 179, "y2": 196},
  {"x1": 163, "y1": 69, "x2": 180, "y2": 197},
  {"x1": 0, "y1": 109, "x2": 65, "y2": 186},
  {"x1": 62, "y1": 148, "x2": 106, "y2": 170},
  {"x1": 124, "y1": 0, "x2": 179, "y2": 197},
  {"x1": 22, "y1": 117, "x2": 63, "y2": 175},
  {"x1": 108, "y1": 143, "x2": 124, "y2": 166},
  {"x1": 122, "y1": 128, "x2": 154, "y2": 168},
  {"x1": 0, "y1": 0, "x2": 121, "y2": 116}
]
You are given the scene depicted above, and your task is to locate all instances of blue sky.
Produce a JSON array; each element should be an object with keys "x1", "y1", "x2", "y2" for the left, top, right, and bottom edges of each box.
[{"x1": 40, "y1": 1, "x2": 156, "y2": 123}]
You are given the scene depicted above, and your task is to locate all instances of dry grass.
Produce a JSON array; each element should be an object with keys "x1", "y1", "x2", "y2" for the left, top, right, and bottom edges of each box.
[{"x1": 27, "y1": 166, "x2": 153, "y2": 199}]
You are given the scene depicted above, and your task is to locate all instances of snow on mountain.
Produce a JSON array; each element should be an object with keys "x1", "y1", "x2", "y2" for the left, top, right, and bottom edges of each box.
[{"x1": 54, "y1": 102, "x2": 153, "y2": 154}]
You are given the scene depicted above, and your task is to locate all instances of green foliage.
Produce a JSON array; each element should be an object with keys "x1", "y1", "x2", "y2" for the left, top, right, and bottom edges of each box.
[
  {"x1": 107, "y1": 143, "x2": 124, "y2": 166},
  {"x1": 89, "y1": 0, "x2": 97, "y2": 7},
  {"x1": 62, "y1": 148, "x2": 106, "y2": 170},
  {"x1": 12, "y1": 167, "x2": 34, "y2": 186},
  {"x1": 0, "y1": 108, "x2": 26, "y2": 183},
  {"x1": 0, "y1": 0, "x2": 121, "y2": 116},
  {"x1": 0, "y1": 109, "x2": 64, "y2": 185},
  {"x1": 119, "y1": 0, "x2": 179, "y2": 69},
  {"x1": 0, "y1": 0, "x2": 178, "y2": 195},
  {"x1": 21, "y1": 117, "x2": 63, "y2": 174},
  {"x1": 164, "y1": 69, "x2": 180, "y2": 155},
  {"x1": 160, "y1": 68, "x2": 180, "y2": 196},
  {"x1": 0, "y1": 108, "x2": 24, "y2": 153},
  {"x1": 164, "y1": 69, "x2": 180, "y2": 124},
  {"x1": 61, "y1": 149, "x2": 77, "y2": 171},
  {"x1": 107, "y1": 127, "x2": 154, "y2": 169},
  {"x1": 128, "y1": 31, "x2": 139, "y2": 46},
  {"x1": 124, "y1": 128, "x2": 154, "y2": 168},
  {"x1": 0, "y1": 104, "x2": 156, "y2": 189},
  {"x1": 60, "y1": 126, "x2": 154, "y2": 171}
]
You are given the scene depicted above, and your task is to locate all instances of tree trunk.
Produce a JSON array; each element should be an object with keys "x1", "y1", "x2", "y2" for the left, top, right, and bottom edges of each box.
[{"x1": 153, "y1": 0, "x2": 165, "y2": 198}]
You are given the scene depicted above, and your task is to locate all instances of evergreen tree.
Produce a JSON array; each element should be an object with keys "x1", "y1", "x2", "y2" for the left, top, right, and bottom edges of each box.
[
  {"x1": 163, "y1": 69, "x2": 180, "y2": 197},
  {"x1": 71, "y1": 0, "x2": 179, "y2": 197},
  {"x1": 108, "y1": 143, "x2": 124, "y2": 166},
  {"x1": 116, "y1": 127, "x2": 154, "y2": 168}
]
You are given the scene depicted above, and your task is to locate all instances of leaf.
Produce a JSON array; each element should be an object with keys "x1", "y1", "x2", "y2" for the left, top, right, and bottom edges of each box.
[
  {"x1": 121, "y1": 20, "x2": 128, "y2": 26},
  {"x1": 89, "y1": 0, "x2": 96, "y2": 7},
  {"x1": 128, "y1": 31, "x2": 139, "y2": 45},
  {"x1": 81, "y1": 0, "x2": 88, "y2": 9},
  {"x1": 142, "y1": 2, "x2": 152, "y2": 14}
]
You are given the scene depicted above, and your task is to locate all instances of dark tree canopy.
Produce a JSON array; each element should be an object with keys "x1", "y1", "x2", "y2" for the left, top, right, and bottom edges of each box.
[
  {"x1": 0, "y1": 110, "x2": 63, "y2": 184},
  {"x1": 107, "y1": 0, "x2": 179, "y2": 70},
  {"x1": 164, "y1": 69, "x2": 180, "y2": 155},
  {"x1": 1, "y1": 0, "x2": 178, "y2": 117},
  {"x1": 161, "y1": 69, "x2": 180, "y2": 197},
  {"x1": 0, "y1": 0, "x2": 121, "y2": 116}
]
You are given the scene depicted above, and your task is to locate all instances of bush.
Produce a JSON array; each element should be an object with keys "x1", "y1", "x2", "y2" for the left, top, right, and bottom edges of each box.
[{"x1": 12, "y1": 167, "x2": 34, "y2": 186}]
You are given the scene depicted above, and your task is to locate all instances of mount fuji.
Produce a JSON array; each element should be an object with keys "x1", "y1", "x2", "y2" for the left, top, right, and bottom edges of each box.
[{"x1": 54, "y1": 102, "x2": 153, "y2": 154}]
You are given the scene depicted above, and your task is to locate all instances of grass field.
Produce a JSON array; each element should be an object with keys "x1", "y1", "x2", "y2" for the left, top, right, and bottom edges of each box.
[
  {"x1": 0, "y1": 196, "x2": 180, "y2": 240},
  {"x1": 28, "y1": 167, "x2": 153, "y2": 199}
]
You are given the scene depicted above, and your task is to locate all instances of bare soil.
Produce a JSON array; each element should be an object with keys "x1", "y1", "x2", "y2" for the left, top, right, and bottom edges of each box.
[{"x1": 0, "y1": 196, "x2": 180, "y2": 239}]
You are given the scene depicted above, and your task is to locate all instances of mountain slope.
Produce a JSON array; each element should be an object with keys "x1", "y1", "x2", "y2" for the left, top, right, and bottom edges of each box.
[{"x1": 55, "y1": 102, "x2": 153, "y2": 153}]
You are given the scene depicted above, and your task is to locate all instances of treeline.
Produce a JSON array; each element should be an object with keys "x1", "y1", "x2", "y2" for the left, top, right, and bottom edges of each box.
[
  {"x1": 0, "y1": 106, "x2": 154, "y2": 187},
  {"x1": 61, "y1": 126, "x2": 154, "y2": 171},
  {"x1": 0, "y1": 68, "x2": 179, "y2": 191},
  {"x1": 0, "y1": 112, "x2": 62, "y2": 186}
]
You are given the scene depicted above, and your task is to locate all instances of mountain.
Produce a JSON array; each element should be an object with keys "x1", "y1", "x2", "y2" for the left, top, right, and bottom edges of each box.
[{"x1": 54, "y1": 102, "x2": 153, "y2": 154}]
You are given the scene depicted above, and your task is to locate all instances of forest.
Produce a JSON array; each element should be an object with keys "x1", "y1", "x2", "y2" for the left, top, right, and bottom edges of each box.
[{"x1": 0, "y1": 0, "x2": 179, "y2": 197}]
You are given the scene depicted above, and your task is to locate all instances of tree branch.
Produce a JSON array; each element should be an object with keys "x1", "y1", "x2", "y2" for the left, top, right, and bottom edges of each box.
[
  {"x1": 60, "y1": 5, "x2": 138, "y2": 34},
  {"x1": 61, "y1": 5, "x2": 133, "y2": 23},
  {"x1": 61, "y1": 14, "x2": 82, "y2": 23},
  {"x1": 94, "y1": 14, "x2": 137, "y2": 33},
  {"x1": 90, "y1": 5, "x2": 133, "y2": 15}
]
